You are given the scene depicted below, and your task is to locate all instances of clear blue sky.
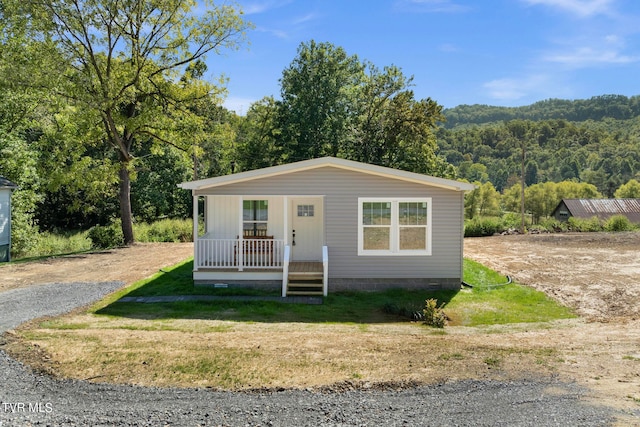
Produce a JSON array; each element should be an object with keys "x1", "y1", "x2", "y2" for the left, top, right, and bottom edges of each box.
[{"x1": 210, "y1": 0, "x2": 640, "y2": 114}]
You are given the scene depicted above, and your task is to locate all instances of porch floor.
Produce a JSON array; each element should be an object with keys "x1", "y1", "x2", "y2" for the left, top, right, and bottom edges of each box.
[{"x1": 197, "y1": 261, "x2": 323, "y2": 273}]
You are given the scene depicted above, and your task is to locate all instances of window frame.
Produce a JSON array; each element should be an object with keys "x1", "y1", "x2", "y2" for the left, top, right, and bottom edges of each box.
[
  {"x1": 358, "y1": 197, "x2": 432, "y2": 256},
  {"x1": 242, "y1": 199, "x2": 269, "y2": 237}
]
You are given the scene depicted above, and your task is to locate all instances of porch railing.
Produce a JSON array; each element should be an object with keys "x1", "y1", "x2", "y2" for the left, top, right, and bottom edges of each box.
[{"x1": 195, "y1": 238, "x2": 285, "y2": 270}]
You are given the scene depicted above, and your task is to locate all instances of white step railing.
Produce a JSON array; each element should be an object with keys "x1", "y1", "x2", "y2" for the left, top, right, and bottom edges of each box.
[
  {"x1": 281, "y1": 245, "x2": 291, "y2": 297},
  {"x1": 322, "y1": 245, "x2": 329, "y2": 297},
  {"x1": 196, "y1": 238, "x2": 285, "y2": 270}
]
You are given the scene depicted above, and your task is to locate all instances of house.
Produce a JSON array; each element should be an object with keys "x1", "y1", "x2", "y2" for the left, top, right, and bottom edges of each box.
[
  {"x1": 178, "y1": 157, "x2": 475, "y2": 297},
  {"x1": 0, "y1": 177, "x2": 18, "y2": 262},
  {"x1": 552, "y1": 198, "x2": 640, "y2": 223}
]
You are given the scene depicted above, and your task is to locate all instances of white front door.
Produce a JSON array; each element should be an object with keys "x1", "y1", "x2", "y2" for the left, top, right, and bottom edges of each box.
[{"x1": 290, "y1": 197, "x2": 323, "y2": 261}]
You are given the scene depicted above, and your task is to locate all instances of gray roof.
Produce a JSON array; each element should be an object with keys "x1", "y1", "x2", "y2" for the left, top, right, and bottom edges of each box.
[
  {"x1": 0, "y1": 177, "x2": 18, "y2": 190},
  {"x1": 556, "y1": 198, "x2": 640, "y2": 223},
  {"x1": 179, "y1": 156, "x2": 476, "y2": 192}
]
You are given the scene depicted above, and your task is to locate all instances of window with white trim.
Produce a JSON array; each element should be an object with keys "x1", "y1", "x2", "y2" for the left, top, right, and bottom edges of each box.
[
  {"x1": 358, "y1": 198, "x2": 432, "y2": 256},
  {"x1": 243, "y1": 200, "x2": 268, "y2": 236}
]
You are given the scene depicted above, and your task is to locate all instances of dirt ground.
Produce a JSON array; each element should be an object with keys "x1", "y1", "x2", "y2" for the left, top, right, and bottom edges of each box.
[
  {"x1": 464, "y1": 232, "x2": 640, "y2": 419},
  {"x1": 464, "y1": 232, "x2": 640, "y2": 321},
  {"x1": 1, "y1": 234, "x2": 639, "y2": 420},
  {"x1": 0, "y1": 242, "x2": 194, "y2": 293}
]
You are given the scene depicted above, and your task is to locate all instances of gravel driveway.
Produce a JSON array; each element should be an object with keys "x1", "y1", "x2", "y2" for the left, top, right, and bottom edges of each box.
[{"x1": 0, "y1": 282, "x2": 620, "y2": 426}]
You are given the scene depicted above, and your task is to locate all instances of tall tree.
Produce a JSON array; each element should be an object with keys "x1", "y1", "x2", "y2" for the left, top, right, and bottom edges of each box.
[
  {"x1": 279, "y1": 40, "x2": 363, "y2": 160},
  {"x1": 614, "y1": 179, "x2": 640, "y2": 198},
  {"x1": 7, "y1": 0, "x2": 250, "y2": 243}
]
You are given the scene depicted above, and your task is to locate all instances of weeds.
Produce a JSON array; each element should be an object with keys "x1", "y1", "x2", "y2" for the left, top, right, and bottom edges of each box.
[{"x1": 423, "y1": 298, "x2": 447, "y2": 328}]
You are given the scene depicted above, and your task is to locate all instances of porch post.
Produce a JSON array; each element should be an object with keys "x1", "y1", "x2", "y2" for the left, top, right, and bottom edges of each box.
[
  {"x1": 192, "y1": 194, "x2": 199, "y2": 271},
  {"x1": 283, "y1": 196, "x2": 288, "y2": 245}
]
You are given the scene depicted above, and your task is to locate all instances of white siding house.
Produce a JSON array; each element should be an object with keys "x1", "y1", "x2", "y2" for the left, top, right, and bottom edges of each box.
[
  {"x1": 0, "y1": 177, "x2": 18, "y2": 262},
  {"x1": 178, "y1": 157, "x2": 474, "y2": 296}
]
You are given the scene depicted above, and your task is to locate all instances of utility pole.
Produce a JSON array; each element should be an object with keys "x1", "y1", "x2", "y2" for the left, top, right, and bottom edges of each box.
[{"x1": 520, "y1": 142, "x2": 526, "y2": 234}]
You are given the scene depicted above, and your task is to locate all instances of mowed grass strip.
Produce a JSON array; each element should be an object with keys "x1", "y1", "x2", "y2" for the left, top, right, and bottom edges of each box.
[
  {"x1": 12, "y1": 323, "x2": 565, "y2": 389},
  {"x1": 6, "y1": 258, "x2": 575, "y2": 389}
]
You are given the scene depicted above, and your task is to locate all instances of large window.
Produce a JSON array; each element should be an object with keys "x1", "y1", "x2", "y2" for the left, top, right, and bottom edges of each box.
[
  {"x1": 243, "y1": 200, "x2": 268, "y2": 236},
  {"x1": 358, "y1": 198, "x2": 431, "y2": 255}
]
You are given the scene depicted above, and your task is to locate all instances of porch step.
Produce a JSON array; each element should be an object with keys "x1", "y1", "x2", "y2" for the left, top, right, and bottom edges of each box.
[
  {"x1": 287, "y1": 290, "x2": 324, "y2": 296},
  {"x1": 286, "y1": 279, "x2": 323, "y2": 296},
  {"x1": 288, "y1": 272, "x2": 323, "y2": 282}
]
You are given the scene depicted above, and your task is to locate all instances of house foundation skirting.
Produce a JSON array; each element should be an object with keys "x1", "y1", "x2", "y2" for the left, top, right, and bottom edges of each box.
[
  {"x1": 194, "y1": 277, "x2": 461, "y2": 292},
  {"x1": 328, "y1": 278, "x2": 461, "y2": 291},
  {"x1": 195, "y1": 280, "x2": 281, "y2": 289}
]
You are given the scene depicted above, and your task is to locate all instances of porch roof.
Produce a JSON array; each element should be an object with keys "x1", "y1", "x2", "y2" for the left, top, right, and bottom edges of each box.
[{"x1": 178, "y1": 157, "x2": 475, "y2": 192}]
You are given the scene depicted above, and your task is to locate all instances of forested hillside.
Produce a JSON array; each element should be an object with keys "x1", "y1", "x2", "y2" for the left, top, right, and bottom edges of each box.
[
  {"x1": 438, "y1": 95, "x2": 640, "y2": 197},
  {"x1": 443, "y1": 95, "x2": 640, "y2": 128}
]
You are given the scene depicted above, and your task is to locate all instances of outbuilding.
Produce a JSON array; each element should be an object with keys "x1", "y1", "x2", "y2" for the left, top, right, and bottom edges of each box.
[
  {"x1": 178, "y1": 157, "x2": 475, "y2": 297},
  {"x1": 0, "y1": 177, "x2": 18, "y2": 262},
  {"x1": 552, "y1": 198, "x2": 640, "y2": 224}
]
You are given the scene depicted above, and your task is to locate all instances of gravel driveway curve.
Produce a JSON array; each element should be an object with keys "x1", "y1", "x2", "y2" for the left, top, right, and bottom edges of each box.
[{"x1": 0, "y1": 282, "x2": 619, "y2": 426}]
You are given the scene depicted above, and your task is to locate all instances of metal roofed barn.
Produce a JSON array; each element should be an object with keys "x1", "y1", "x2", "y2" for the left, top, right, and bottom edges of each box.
[{"x1": 552, "y1": 198, "x2": 640, "y2": 223}]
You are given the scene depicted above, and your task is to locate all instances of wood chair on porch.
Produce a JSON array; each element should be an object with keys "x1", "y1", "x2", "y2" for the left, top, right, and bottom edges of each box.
[{"x1": 234, "y1": 231, "x2": 274, "y2": 266}]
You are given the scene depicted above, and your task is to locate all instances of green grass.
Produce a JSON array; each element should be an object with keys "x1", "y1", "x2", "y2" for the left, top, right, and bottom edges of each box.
[
  {"x1": 92, "y1": 258, "x2": 575, "y2": 327},
  {"x1": 14, "y1": 230, "x2": 93, "y2": 260},
  {"x1": 463, "y1": 258, "x2": 509, "y2": 288},
  {"x1": 455, "y1": 258, "x2": 575, "y2": 325}
]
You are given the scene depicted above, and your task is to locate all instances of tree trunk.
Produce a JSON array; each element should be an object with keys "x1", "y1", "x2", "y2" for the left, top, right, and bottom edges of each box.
[{"x1": 119, "y1": 162, "x2": 135, "y2": 245}]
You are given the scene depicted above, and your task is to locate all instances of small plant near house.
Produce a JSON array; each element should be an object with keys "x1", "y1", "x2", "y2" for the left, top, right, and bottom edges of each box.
[{"x1": 423, "y1": 298, "x2": 447, "y2": 328}]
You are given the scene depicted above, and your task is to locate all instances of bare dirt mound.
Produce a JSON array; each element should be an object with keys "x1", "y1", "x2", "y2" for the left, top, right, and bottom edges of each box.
[
  {"x1": 0, "y1": 242, "x2": 194, "y2": 293},
  {"x1": 464, "y1": 232, "x2": 640, "y2": 321}
]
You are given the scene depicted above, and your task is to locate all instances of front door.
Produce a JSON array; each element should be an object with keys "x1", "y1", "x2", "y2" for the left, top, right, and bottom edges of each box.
[{"x1": 291, "y1": 197, "x2": 323, "y2": 261}]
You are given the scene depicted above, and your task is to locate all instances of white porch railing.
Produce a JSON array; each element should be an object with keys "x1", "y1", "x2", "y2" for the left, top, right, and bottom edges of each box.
[{"x1": 195, "y1": 238, "x2": 285, "y2": 270}]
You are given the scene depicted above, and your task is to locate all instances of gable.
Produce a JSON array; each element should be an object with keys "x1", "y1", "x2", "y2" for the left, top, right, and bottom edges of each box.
[
  {"x1": 191, "y1": 165, "x2": 462, "y2": 198},
  {"x1": 179, "y1": 157, "x2": 474, "y2": 193}
]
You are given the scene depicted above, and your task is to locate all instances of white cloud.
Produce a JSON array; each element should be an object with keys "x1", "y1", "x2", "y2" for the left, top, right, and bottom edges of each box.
[
  {"x1": 541, "y1": 33, "x2": 639, "y2": 67},
  {"x1": 522, "y1": 0, "x2": 615, "y2": 18},
  {"x1": 292, "y1": 12, "x2": 319, "y2": 25},
  {"x1": 544, "y1": 46, "x2": 638, "y2": 66},
  {"x1": 483, "y1": 74, "x2": 555, "y2": 102},
  {"x1": 438, "y1": 43, "x2": 459, "y2": 52},
  {"x1": 394, "y1": 0, "x2": 470, "y2": 13},
  {"x1": 242, "y1": 0, "x2": 293, "y2": 15}
]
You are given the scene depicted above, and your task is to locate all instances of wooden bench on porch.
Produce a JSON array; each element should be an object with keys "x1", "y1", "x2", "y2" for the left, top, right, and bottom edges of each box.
[{"x1": 234, "y1": 232, "x2": 274, "y2": 266}]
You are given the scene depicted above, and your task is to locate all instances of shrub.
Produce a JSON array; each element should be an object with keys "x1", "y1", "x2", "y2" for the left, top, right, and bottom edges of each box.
[
  {"x1": 464, "y1": 217, "x2": 504, "y2": 237},
  {"x1": 567, "y1": 216, "x2": 602, "y2": 232},
  {"x1": 88, "y1": 223, "x2": 124, "y2": 249},
  {"x1": 537, "y1": 218, "x2": 568, "y2": 232},
  {"x1": 423, "y1": 298, "x2": 447, "y2": 328},
  {"x1": 133, "y1": 218, "x2": 193, "y2": 243},
  {"x1": 31, "y1": 231, "x2": 91, "y2": 256},
  {"x1": 604, "y1": 215, "x2": 633, "y2": 232},
  {"x1": 501, "y1": 212, "x2": 522, "y2": 229}
]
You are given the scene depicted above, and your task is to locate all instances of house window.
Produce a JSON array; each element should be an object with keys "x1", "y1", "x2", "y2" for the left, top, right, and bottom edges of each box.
[
  {"x1": 297, "y1": 204, "x2": 314, "y2": 217},
  {"x1": 358, "y1": 198, "x2": 432, "y2": 256},
  {"x1": 243, "y1": 200, "x2": 268, "y2": 237}
]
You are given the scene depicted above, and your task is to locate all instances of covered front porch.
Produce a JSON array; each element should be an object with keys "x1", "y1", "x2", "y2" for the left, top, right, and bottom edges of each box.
[{"x1": 190, "y1": 194, "x2": 328, "y2": 296}]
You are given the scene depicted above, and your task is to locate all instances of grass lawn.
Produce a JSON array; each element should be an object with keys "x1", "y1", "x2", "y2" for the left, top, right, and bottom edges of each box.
[
  {"x1": 92, "y1": 257, "x2": 575, "y2": 326},
  {"x1": 7, "y1": 258, "x2": 576, "y2": 390}
]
